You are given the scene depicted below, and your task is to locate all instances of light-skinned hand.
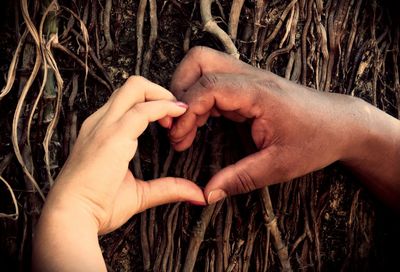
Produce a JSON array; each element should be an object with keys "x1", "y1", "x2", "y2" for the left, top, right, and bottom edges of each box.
[{"x1": 33, "y1": 76, "x2": 205, "y2": 272}]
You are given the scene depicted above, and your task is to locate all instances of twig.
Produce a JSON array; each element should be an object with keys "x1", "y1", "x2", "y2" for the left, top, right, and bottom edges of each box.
[
  {"x1": 285, "y1": 51, "x2": 295, "y2": 79},
  {"x1": 325, "y1": 0, "x2": 352, "y2": 91},
  {"x1": 12, "y1": 0, "x2": 45, "y2": 201},
  {"x1": 60, "y1": 6, "x2": 90, "y2": 99},
  {"x1": 40, "y1": 0, "x2": 64, "y2": 187},
  {"x1": 0, "y1": 30, "x2": 28, "y2": 100},
  {"x1": 215, "y1": 210, "x2": 224, "y2": 272},
  {"x1": 226, "y1": 239, "x2": 245, "y2": 272},
  {"x1": 142, "y1": 0, "x2": 158, "y2": 77},
  {"x1": 344, "y1": 0, "x2": 363, "y2": 71},
  {"x1": 53, "y1": 43, "x2": 112, "y2": 91},
  {"x1": 228, "y1": 0, "x2": 245, "y2": 41},
  {"x1": 0, "y1": 154, "x2": 13, "y2": 176},
  {"x1": 71, "y1": 29, "x2": 115, "y2": 90},
  {"x1": 200, "y1": 0, "x2": 239, "y2": 58},
  {"x1": 183, "y1": 130, "x2": 224, "y2": 271},
  {"x1": 168, "y1": 204, "x2": 180, "y2": 271},
  {"x1": 250, "y1": 0, "x2": 268, "y2": 65},
  {"x1": 103, "y1": 0, "x2": 114, "y2": 55},
  {"x1": 66, "y1": 74, "x2": 79, "y2": 153},
  {"x1": 0, "y1": 176, "x2": 19, "y2": 220},
  {"x1": 135, "y1": 0, "x2": 147, "y2": 75},
  {"x1": 279, "y1": 4, "x2": 295, "y2": 49},
  {"x1": 242, "y1": 207, "x2": 260, "y2": 272},
  {"x1": 265, "y1": 3, "x2": 299, "y2": 71},
  {"x1": 262, "y1": 228, "x2": 271, "y2": 272},
  {"x1": 161, "y1": 203, "x2": 180, "y2": 271},
  {"x1": 260, "y1": 187, "x2": 292, "y2": 272},
  {"x1": 393, "y1": 27, "x2": 400, "y2": 118},
  {"x1": 133, "y1": 152, "x2": 151, "y2": 271},
  {"x1": 262, "y1": 0, "x2": 297, "y2": 47},
  {"x1": 291, "y1": 49, "x2": 302, "y2": 82},
  {"x1": 301, "y1": 0, "x2": 313, "y2": 85},
  {"x1": 223, "y1": 198, "x2": 233, "y2": 270},
  {"x1": 148, "y1": 124, "x2": 160, "y2": 258}
]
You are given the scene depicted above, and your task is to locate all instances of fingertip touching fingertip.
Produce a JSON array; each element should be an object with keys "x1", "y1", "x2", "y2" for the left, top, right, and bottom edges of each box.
[
  {"x1": 207, "y1": 189, "x2": 227, "y2": 204},
  {"x1": 175, "y1": 101, "x2": 188, "y2": 109},
  {"x1": 187, "y1": 200, "x2": 207, "y2": 206}
]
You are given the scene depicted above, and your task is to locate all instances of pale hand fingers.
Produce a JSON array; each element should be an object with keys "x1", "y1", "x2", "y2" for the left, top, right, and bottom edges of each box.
[
  {"x1": 105, "y1": 177, "x2": 205, "y2": 234},
  {"x1": 116, "y1": 100, "x2": 188, "y2": 140},
  {"x1": 79, "y1": 76, "x2": 176, "y2": 132},
  {"x1": 78, "y1": 89, "x2": 119, "y2": 132},
  {"x1": 136, "y1": 177, "x2": 205, "y2": 212},
  {"x1": 104, "y1": 76, "x2": 176, "y2": 123}
]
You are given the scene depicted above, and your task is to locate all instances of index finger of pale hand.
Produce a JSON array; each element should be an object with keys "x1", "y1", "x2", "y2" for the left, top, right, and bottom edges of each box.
[
  {"x1": 117, "y1": 100, "x2": 188, "y2": 140},
  {"x1": 105, "y1": 76, "x2": 175, "y2": 123}
]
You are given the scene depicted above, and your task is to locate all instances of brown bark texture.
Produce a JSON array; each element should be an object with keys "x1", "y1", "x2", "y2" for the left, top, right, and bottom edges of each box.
[{"x1": 0, "y1": 0, "x2": 399, "y2": 271}]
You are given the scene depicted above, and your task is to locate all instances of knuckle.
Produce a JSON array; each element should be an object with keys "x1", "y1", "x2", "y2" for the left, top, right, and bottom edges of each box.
[
  {"x1": 171, "y1": 177, "x2": 182, "y2": 188},
  {"x1": 233, "y1": 165, "x2": 258, "y2": 193},
  {"x1": 129, "y1": 106, "x2": 148, "y2": 123},
  {"x1": 80, "y1": 117, "x2": 93, "y2": 132},
  {"x1": 126, "y1": 75, "x2": 146, "y2": 85},
  {"x1": 165, "y1": 177, "x2": 183, "y2": 200},
  {"x1": 187, "y1": 46, "x2": 205, "y2": 59},
  {"x1": 198, "y1": 73, "x2": 219, "y2": 90},
  {"x1": 176, "y1": 112, "x2": 196, "y2": 131},
  {"x1": 91, "y1": 126, "x2": 114, "y2": 145},
  {"x1": 257, "y1": 75, "x2": 280, "y2": 95},
  {"x1": 269, "y1": 148, "x2": 292, "y2": 182}
]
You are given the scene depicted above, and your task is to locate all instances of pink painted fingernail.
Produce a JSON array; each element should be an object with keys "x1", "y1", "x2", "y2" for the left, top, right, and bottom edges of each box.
[
  {"x1": 207, "y1": 189, "x2": 227, "y2": 204},
  {"x1": 187, "y1": 200, "x2": 207, "y2": 206},
  {"x1": 175, "y1": 101, "x2": 188, "y2": 109}
]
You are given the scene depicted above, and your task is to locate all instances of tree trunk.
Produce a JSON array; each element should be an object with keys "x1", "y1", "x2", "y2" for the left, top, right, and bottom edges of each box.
[{"x1": 0, "y1": 0, "x2": 399, "y2": 271}]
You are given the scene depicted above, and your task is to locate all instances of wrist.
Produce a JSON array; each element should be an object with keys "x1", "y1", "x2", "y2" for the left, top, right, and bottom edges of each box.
[
  {"x1": 336, "y1": 96, "x2": 372, "y2": 163},
  {"x1": 34, "y1": 198, "x2": 105, "y2": 272},
  {"x1": 41, "y1": 186, "x2": 101, "y2": 234},
  {"x1": 336, "y1": 96, "x2": 400, "y2": 208},
  {"x1": 339, "y1": 97, "x2": 400, "y2": 164}
]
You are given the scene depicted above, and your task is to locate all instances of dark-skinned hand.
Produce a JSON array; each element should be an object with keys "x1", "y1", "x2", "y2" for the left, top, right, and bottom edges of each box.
[{"x1": 169, "y1": 46, "x2": 400, "y2": 207}]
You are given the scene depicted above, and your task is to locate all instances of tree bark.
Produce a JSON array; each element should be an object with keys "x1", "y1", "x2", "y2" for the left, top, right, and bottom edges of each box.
[{"x1": 0, "y1": 0, "x2": 399, "y2": 271}]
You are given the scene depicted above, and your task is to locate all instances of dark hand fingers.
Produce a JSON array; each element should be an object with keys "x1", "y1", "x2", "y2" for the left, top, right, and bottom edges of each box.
[
  {"x1": 204, "y1": 146, "x2": 292, "y2": 203},
  {"x1": 158, "y1": 116, "x2": 173, "y2": 129},
  {"x1": 196, "y1": 112, "x2": 210, "y2": 127},
  {"x1": 218, "y1": 110, "x2": 247, "y2": 122},
  {"x1": 171, "y1": 46, "x2": 255, "y2": 97},
  {"x1": 170, "y1": 73, "x2": 265, "y2": 140},
  {"x1": 171, "y1": 126, "x2": 197, "y2": 152},
  {"x1": 170, "y1": 111, "x2": 244, "y2": 151}
]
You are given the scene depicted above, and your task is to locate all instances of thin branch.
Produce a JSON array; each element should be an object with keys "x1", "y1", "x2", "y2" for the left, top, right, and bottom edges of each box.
[
  {"x1": 0, "y1": 176, "x2": 19, "y2": 220},
  {"x1": 200, "y1": 0, "x2": 239, "y2": 58}
]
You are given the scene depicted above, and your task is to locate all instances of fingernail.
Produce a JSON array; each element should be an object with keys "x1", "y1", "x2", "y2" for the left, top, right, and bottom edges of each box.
[
  {"x1": 187, "y1": 200, "x2": 207, "y2": 206},
  {"x1": 207, "y1": 189, "x2": 227, "y2": 204},
  {"x1": 167, "y1": 119, "x2": 172, "y2": 129},
  {"x1": 175, "y1": 101, "x2": 188, "y2": 109}
]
